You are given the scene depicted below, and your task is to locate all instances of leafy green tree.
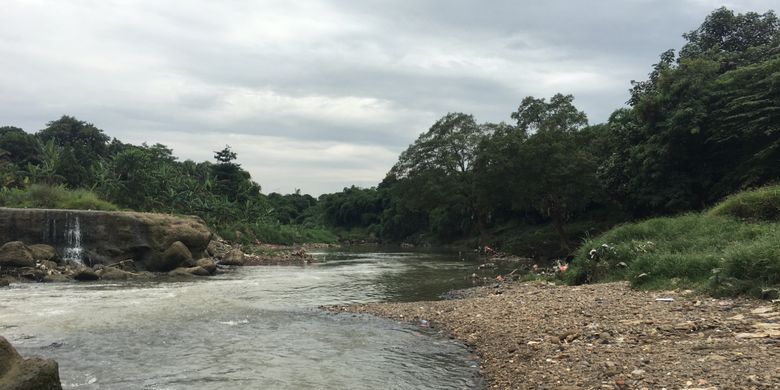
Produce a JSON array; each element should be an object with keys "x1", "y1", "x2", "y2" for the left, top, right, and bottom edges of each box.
[
  {"x1": 36, "y1": 116, "x2": 110, "y2": 187},
  {"x1": 387, "y1": 112, "x2": 488, "y2": 240},
  {"x1": 0, "y1": 126, "x2": 39, "y2": 166},
  {"x1": 602, "y1": 7, "x2": 780, "y2": 216},
  {"x1": 492, "y1": 94, "x2": 600, "y2": 251},
  {"x1": 211, "y1": 145, "x2": 257, "y2": 202}
]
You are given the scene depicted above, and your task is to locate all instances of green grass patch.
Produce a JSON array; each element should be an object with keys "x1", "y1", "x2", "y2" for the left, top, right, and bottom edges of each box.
[
  {"x1": 708, "y1": 184, "x2": 780, "y2": 221},
  {"x1": 565, "y1": 212, "x2": 780, "y2": 298},
  {"x1": 0, "y1": 184, "x2": 118, "y2": 211}
]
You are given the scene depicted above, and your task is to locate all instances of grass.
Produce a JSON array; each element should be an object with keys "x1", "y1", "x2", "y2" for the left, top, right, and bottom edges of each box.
[
  {"x1": 0, "y1": 184, "x2": 118, "y2": 211},
  {"x1": 708, "y1": 183, "x2": 780, "y2": 221},
  {"x1": 565, "y1": 186, "x2": 780, "y2": 298}
]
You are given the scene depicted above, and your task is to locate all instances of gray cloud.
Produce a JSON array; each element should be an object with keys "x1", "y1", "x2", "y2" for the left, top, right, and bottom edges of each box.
[{"x1": 0, "y1": 0, "x2": 776, "y2": 194}]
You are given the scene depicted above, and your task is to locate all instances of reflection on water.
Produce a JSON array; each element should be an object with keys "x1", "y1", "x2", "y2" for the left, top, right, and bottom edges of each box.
[{"x1": 0, "y1": 250, "x2": 491, "y2": 389}]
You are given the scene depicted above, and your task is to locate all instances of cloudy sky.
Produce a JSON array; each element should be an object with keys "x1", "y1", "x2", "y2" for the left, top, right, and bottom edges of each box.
[{"x1": 1, "y1": 1, "x2": 775, "y2": 195}]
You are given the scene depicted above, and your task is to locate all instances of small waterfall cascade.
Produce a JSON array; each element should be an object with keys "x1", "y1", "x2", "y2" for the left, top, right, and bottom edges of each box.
[{"x1": 63, "y1": 213, "x2": 84, "y2": 265}]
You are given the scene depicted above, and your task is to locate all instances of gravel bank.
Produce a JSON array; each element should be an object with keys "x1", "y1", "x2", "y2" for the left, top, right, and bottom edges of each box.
[{"x1": 330, "y1": 281, "x2": 780, "y2": 389}]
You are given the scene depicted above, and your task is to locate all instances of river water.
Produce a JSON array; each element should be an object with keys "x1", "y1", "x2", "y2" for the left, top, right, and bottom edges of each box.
[{"x1": 0, "y1": 250, "x2": 494, "y2": 389}]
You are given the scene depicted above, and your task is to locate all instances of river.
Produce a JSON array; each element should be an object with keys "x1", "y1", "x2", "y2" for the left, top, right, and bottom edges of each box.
[{"x1": 0, "y1": 250, "x2": 495, "y2": 389}]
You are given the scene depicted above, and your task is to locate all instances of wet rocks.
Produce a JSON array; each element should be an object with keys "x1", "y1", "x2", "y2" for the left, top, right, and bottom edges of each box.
[
  {"x1": 0, "y1": 336, "x2": 62, "y2": 390},
  {"x1": 0, "y1": 241, "x2": 35, "y2": 268},
  {"x1": 152, "y1": 241, "x2": 195, "y2": 271},
  {"x1": 28, "y1": 244, "x2": 58, "y2": 263},
  {"x1": 220, "y1": 249, "x2": 245, "y2": 266},
  {"x1": 195, "y1": 258, "x2": 217, "y2": 274},
  {"x1": 72, "y1": 267, "x2": 99, "y2": 281},
  {"x1": 95, "y1": 266, "x2": 135, "y2": 280},
  {"x1": 168, "y1": 266, "x2": 210, "y2": 277}
]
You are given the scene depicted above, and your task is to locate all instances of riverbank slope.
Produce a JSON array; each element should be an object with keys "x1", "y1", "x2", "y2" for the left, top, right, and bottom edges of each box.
[{"x1": 334, "y1": 281, "x2": 779, "y2": 389}]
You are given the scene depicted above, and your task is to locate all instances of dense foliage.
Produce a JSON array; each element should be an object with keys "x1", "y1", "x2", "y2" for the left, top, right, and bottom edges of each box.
[{"x1": 317, "y1": 7, "x2": 780, "y2": 257}]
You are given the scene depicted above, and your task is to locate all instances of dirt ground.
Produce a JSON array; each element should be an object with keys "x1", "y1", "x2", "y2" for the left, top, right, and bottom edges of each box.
[{"x1": 330, "y1": 281, "x2": 780, "y2": 389}]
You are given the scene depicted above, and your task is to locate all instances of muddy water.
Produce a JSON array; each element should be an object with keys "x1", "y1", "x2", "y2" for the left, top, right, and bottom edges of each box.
[{"x1": 0, "y1": 251, "x2": 489, "y2": 389}]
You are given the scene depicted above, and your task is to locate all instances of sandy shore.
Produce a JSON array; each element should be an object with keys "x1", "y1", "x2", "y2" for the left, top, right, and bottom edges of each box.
[{"x1": 330, "y1": 281, "x2": 780, "y2": 389}]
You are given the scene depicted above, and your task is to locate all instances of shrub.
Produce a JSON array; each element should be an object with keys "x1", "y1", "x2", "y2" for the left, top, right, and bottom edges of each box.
[
  {"x1": 709, "y1": 184, "x2": 780, "y2": 221},
  {"x1": 0, "y1": 184, "x2": 118, "y2": 211}
]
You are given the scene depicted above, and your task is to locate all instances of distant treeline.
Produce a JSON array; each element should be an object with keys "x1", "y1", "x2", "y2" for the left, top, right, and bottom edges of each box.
[
  {"x1": 318, "y1": 7, "x2": 780, "y2": 255},
  {"x1": 1, "y1": 7, "x2": 778, "y2": 255}
]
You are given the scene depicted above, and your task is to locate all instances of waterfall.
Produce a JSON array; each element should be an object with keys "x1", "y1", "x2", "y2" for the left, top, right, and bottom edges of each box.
[{"x1": 63, "y1": 213, "x2": 84, "y2": 265}]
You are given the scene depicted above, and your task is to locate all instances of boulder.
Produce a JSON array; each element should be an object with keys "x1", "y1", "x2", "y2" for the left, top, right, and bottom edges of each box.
[
  {"x1": 38, "y1": 260, "x2": 59, "y2": 271},
  {"x1": 18, "y1": 267, "x2": 46, "y2": 282},
  {"x1": 72, "y1": 268, "x2": 99, "y2": 281},
  {"x1": 28, "y1": 244, "x2": 58, "y2": 263},
  {"x1": 96, "y1": 267, "x2": 135, "y2": 281},
  {"x1": 220, "y1": 249, "x2": 245, "y2": 266},
  {"x1": 42, "y1": 274, "x2": 69, "y2": 283},
  {"x1": 0, "y1": 241, "x2": 35, "y2": 268},
  {"x1": 148, "y1": 241, "x2": 195, "y2": 272},
  {"x1": 168, "y1": 266, "x2": 210, "y2": 277},
  {"x1": 0, "y1": 276, "x2": 12, "y2": 287},
  {"x1": 195, "y1": 258, "x2": 217, "y2": 274},
  {"x1": 0, "y1": 336, "x2": 62, "y2": 390}
]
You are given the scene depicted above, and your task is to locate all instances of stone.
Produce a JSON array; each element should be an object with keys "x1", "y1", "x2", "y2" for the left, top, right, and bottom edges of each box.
[
  {"x1": 168, "y1": 266, "x2": 210, "y2": 277},
  {"x1": 28, "y1": 244, "x2": 59, "y2": 263},
  {"x1": 96, "y1": 267, "x2": 135, "y2": 280},
  {"x1": 150, "y1": 241, "x2": 195, "y2": 272},
  {"x1": 0, "y1": 241, "x2": 35, "y2": 268},
  {"x1": 72, "y1": 268, "x2": 99, "y2": 281},
  {"x1": 220, "y1": 249, "x2": 245, "y2": 266},
  {"x1": 18, "y1": 267, "x2": 46, "y2": 281},
  {"x1": 0, "y1": 276, "x2": 12, "y2": 287},
  {"x1": 631, "y1": 369, "x2": 646, "y2": 377},
  {"x1": 0, "y1": 336, "x2": 62, "y2": 390},
  {"x1": 195, "y1": 258, "x2": 217, "y2": 274},
  {"x1": 42, "y1": 274, "x2": 69, "y2": 283},
  {"x1": 38, "y1": 260, "x2": 59, "y2": 271}
]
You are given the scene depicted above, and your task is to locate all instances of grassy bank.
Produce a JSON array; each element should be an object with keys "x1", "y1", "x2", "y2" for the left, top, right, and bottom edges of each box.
[{"x1": 566, "y1": 185, "x2": 780, "y2": 297}]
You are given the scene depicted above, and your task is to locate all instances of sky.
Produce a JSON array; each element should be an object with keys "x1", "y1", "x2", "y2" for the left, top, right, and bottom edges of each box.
[{"x1": 0, "y1": 0, "x2": 776, "y2": 195}]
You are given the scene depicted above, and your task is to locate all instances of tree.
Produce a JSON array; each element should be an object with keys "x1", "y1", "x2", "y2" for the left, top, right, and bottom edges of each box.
[
  {"x1": 36, "y1": 116, "x2": 110, "y2": 187},
  {"x1": 493, "y1": 94, "x2": 600, "y2": 251},
  {"x1": 211, "y1": 145, "x2": 257, "y2": 202},
  {"x1": 387, "y1": 113, "x2": 488, "y2": 240}
]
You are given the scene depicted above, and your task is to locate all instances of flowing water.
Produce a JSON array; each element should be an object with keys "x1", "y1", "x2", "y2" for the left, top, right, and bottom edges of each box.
[
  {"x1": 62, "y1": 213, "x2": 84, "y2": 265},
  {"x1": 0, "y1": 250, "x2": 503, "y2": 389}
]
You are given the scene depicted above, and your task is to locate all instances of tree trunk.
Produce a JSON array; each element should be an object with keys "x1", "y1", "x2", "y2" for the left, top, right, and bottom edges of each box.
[{"x1": 552, "y1": 207, "x2": 570, "y2": 253}]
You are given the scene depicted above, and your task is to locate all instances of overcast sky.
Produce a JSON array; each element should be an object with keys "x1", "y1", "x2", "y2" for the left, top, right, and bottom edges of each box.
[{"x1": 1, "y1": 1, "x2": 775, "y2": 195}]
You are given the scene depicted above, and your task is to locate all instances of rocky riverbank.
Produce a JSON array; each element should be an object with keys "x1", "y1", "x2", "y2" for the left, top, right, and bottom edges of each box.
[{"x1": 330, "y1": 281, "x2": 780, "y2": 389}]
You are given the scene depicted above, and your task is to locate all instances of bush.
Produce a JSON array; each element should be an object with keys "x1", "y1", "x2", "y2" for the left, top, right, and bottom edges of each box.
[
  {"x1": 0, "y1": 184, "x2": 118, "y2": 211},
  {"x1": 708, "y1": 184, "x2": 780, "y2": 221}
]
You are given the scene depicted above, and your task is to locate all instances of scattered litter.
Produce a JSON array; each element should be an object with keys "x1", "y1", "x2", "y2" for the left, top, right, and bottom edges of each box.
[{"x1": 655, "y1": 298, "x2": 675, "y2": 302}]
